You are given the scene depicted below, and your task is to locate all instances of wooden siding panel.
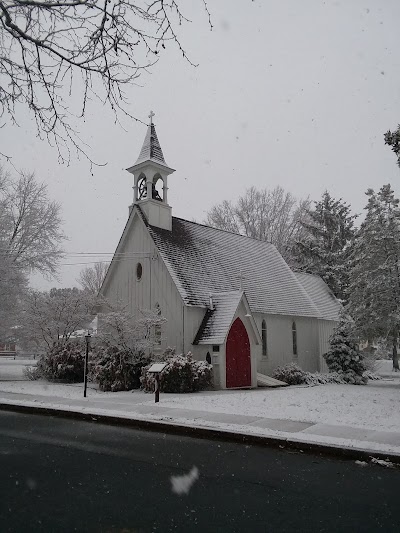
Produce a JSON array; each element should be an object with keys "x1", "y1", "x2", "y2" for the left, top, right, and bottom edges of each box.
[
  {"x1": 253, "y1": 313, "x2": 319, "y2": 374},
  {"x1": 102, "y1": 215, "x2": 185, "y2": 352}
]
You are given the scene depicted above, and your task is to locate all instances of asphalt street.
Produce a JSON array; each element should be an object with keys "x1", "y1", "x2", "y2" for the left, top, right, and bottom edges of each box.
[{"x1": 0, "y1": 410, "x2": 399, "y2": 532}]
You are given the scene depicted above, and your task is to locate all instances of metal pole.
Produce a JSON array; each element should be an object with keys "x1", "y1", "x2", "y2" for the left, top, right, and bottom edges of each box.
[
  {"x1": 155, "y1": 373, "x2": 160, "y2": 403},
  {"x1": 84, "y1": 333, "x2": 91, "y2": 398}
]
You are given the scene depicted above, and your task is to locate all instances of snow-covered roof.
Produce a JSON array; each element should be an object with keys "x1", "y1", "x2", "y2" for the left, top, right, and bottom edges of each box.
[
  {"x1": 294, "y1": 272, "x2": 341, "y2": 321},
  {"x1": 144, "y1": 212, "x2": 324, "y2": 318},
  {"x1": 194, "y1": 291, "x2": 243, "y2": 345},
  {"x1": 134, "y1": 123, "x2": 168, "y2": 166}
]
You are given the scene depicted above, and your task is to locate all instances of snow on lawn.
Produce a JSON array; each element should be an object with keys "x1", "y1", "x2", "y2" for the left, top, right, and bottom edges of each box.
[
  {"x1": 159, "y1": 381, "x2": 400, "y2": 433},
  {"x1": 1, "y1": 361, "x2": 399, "y2": 436},
  {"x1": 0, "y1": 380, "x2": 104, "y2": 399}
]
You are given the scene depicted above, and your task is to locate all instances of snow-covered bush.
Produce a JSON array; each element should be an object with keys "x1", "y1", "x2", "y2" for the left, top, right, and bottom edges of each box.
[
  {"x1": 22, "y1": 364, "x2": 42, "y2": 381},
  {"x1": 141, "y1": 353, "x2": 213, "y2": 393},
  {"x1": 35, "y1": 341, "x2": 85, "y2": 382},
  {"x1": 304, "y1": 372, "x2": 347, "y2": 385},
  {"x1": 324, "y1": 313, "x2": 367, "y2": 385},
  {"x1": 90, "y1": 302, "x2": 165, "y2": 392},
  {"x1": 90, "y1": 345, "x2": 150, "y2": 392},
  {"x1": 272, "y1": 363, "x2": 309, "y2": 385},
  {"x1": 272, "y1": 364, "x2": 372, "y2": 386},
  {"x1": 362, "y1": 370, "x2": 381, "y2": 381}
]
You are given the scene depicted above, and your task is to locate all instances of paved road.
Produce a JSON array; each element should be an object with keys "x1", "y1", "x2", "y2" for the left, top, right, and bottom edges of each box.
[{"x1": 0, "y1": 411, "x2": 399, "y2": 532}]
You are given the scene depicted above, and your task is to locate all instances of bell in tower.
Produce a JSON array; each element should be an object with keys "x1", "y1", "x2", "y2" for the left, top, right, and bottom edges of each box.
[{"x1": 126, "y1": 111, "x2": 175, "y2": 230}]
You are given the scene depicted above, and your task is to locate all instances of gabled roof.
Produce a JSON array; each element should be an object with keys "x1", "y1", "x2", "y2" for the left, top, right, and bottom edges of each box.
[
  {"x1": 294, "y1": 272, "x2": 341, "y2": 321},
  {"x1": 134, "y1": 123, "x2": 167, "y2": 166},
  {"x1": 140, "y1": 210, "x2": 323, "y2": 318},
  {"x1": 194, "y1": 291, "x2": 260, "y2": 345}
]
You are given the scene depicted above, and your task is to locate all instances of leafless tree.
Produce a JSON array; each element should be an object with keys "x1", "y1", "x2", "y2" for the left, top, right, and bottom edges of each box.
[
  {"x1": 0, "y1": 168, "x2": 64, "y2": 275},
  {"x1": 0, "y1": 168, "x2": 64, "y2": 339},
  {"x1": 0, "y1": 0, "x2": 212, "y2": 164},
  {"x1": 77, "y1": 261, "x2": 109, "y2": 294},
  {"x1": 97, "y1": 297, "x2": 166, "y2": 353},
  {"x1": 205, "y1": 186, "x2": 311, "y2": 264},
  {"x1": 20, "y1": 287, "x2": 95, "y2": 349}
]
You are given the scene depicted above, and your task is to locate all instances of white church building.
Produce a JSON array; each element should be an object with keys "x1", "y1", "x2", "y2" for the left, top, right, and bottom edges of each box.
[{"x1": 100, "y1": 115, "x2": 341, "y2": 389}]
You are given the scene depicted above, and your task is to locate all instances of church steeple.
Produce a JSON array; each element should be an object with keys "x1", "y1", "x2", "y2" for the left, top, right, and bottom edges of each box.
[
  {"x1": 134, "y1": 111, "x2": 167, "y2": 166},
  {"x1": 126, "y1": 112, "x2": 175, "y2": 231}
]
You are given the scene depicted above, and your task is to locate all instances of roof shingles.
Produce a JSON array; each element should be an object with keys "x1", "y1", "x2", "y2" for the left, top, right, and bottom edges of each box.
[
  {"x1": 194, "y1": 291, "x2": 243, "y2": 345},
  {"x1": 134, "y1": 124, "x2": 167, "y2": 166},
  {"x1": 294, "y1": 272, "x2": 341, "y2": 321},
  {"x1": 146, "y1": 215, "x2": 323, "y2": 318}
]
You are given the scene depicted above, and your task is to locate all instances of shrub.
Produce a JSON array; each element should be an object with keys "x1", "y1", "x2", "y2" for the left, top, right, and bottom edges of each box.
[
  {"x1": 90, "y1": 345, "x2": 150, "y2": 392},
  {"x1": 36, "y1": 341, "x2": 85, "y2": 382},
  {"x1": 272, "y1": 363, "x2": 309, "y2": 385},
  {"x1": 141, "y1": 353, "x2": 213, "y2": 393},
  {"x1": 304, "y1": 372, "x2": 346, "y2": 385},
  {"x1": 22, "y1": 365, "x2": 42, "y2": 381},
  {"x1": 363, "y1": 370, "x2": 381, "y2": 381},
  {"x1": 272, "y1": 364, "x2": 370, "y2": 386}
]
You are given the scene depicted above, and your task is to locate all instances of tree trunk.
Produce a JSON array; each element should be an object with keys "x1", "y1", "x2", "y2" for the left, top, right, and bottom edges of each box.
[{"x1": 392, "y1": 335, "x2": 400, "y2": 371}]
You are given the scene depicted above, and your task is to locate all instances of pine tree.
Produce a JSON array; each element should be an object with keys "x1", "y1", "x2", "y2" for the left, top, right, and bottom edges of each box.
[
  {"x1": 293, "y1": 191, "x2": 357, "y2": 301},
  {"x1": 348, "y1": 184, "x2": 400, "y2": 371},
  {"x1": 384, "y1": 125, "x2": 400, "y2": 168},
  {"x1": 324, "y1": 312, "x2": 367, "y2": 384}
]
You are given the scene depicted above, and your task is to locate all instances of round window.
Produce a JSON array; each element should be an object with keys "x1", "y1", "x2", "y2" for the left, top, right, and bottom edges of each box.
[{"x1": 136, "y1": 262, "x2": 143, "y2": 280}]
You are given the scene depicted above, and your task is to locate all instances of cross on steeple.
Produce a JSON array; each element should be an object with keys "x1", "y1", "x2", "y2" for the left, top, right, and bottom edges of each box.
[{"x1": 148, "y1": 110, "x2": 155, "y2": 124}]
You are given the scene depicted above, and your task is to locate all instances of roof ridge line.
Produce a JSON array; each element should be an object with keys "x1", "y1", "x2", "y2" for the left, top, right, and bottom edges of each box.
[{"x1": 170, "y1": 216, "x2": 276, "y2": 245}]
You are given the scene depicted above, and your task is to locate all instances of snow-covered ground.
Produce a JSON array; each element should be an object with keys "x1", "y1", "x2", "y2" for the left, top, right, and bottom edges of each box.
[
  {"x1": 0, "y1": 373, "x2": 399, "y2": 434},
  {"x1": 1, "y1": 358, "x2": 400, "y2": 458},
  {"x1": 159, "y1": 381, "x2": 400, "y2": 433},
  {"x1": 0, "y1": 358, "x2": 37, "y2": 381}
]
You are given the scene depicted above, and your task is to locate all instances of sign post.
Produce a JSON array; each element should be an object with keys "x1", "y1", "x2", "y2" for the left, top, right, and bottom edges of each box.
[
  {"x1": 148, "y1": 363, "x2": 167, "y2": 403},
  {"x1": 83, "y1": 332, "x2": 91, "y2": 398}
]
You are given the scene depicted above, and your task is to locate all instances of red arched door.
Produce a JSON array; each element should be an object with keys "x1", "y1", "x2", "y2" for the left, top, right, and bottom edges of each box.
[{"x1": 226, "y1": 317, "x2": 251, "y2": 388}]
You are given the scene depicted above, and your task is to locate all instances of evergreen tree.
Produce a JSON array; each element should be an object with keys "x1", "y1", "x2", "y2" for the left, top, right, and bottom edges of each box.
[
  {"x1": 348, "y1": 184, "x2": 400, "y2": 371},
  {"x1": 384, "y1": 125, "x2": 400, "y2": 168},
  {"x1": 293, "y1": 191, "x2": 357, "y2": 301},
  {"x1": 324, "y1": 312, "x2": 367, "y2": 384}
]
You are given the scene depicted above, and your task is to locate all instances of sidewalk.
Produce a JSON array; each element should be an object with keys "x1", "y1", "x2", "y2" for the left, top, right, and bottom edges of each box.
[{"x1": 1, "y1": 384, "x2": 400, "y2": 462}]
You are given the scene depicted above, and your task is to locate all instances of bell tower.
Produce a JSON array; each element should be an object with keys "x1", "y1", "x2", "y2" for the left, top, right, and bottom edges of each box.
[{"x1": 127, "y1": 111, "x2": 175, "y2": 231}]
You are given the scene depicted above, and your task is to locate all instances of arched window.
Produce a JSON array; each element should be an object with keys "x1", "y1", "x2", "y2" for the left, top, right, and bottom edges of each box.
[
  {"x1": 292, "y1": 321, "x2": 297, "y2": 356},
  {"x1": 262, "y1": 319, "x2": 267, "y2": 357},
  {"x1": 152, "y1": 174, "x2": 163, "y2": 202},
  {"x1": 136, "y1": 262, "x2": 143, "y2": 280},
  {"x1": 154, "y1": 303, "x2": 162, "y2": 345}
]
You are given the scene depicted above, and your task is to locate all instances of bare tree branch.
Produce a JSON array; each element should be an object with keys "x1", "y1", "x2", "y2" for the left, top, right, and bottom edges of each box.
[
  {"x1": 0, "y1": 0, "x2": 212, "y2": 165},
  {"x1": 205, "y1": 186, "x2": 311, "y2": 265},
  {"x1": 0, "y1": 167, "x2": 65, "y2": 275},
  {"x1": 77, "y1": 260, "x2": 109, "y2": 294}
]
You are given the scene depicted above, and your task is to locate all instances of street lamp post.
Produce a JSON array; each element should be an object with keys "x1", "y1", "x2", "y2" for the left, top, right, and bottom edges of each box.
[{"x1": 84, "y1": 332, "x2": 91, "y2": 398}]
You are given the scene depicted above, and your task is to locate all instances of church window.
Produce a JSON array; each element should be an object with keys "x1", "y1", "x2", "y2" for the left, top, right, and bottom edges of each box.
[
  {"x1": 262, "y1": 319, "x2": 267, "y2": 357},
  {"x1": 212, "y1": 345, "x2": 220, "y2": 353},
  {"x1": 292, "y1": 321, "x2": 298, "y2": 356},
  {"x1": 155, "y1": 303, "x2": 162, "y2": 345},
  {"x1": 136, "y1": 262, "x2": 143, "y2": 280}
]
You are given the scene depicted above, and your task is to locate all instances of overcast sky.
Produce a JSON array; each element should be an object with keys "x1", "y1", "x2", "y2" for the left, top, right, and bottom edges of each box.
[{"x1": 2, "y1": 0, "x2": 400, "y2": 290}]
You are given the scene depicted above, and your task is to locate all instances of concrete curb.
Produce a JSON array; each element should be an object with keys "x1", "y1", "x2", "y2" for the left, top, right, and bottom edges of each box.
[{"x1": 1, "y1": 401, "x2": 400, "y2": 465}]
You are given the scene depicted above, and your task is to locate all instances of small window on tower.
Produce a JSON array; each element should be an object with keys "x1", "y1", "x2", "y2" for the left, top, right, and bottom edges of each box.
[{"x1": 136, "y1": 263, "x2": 143, "y2": 280}]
